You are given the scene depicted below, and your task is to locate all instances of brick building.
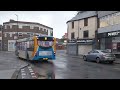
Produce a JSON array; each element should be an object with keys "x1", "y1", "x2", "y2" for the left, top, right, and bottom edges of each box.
[{"x1": 2, "y1": 19, "x2": 53, "y2": 51}]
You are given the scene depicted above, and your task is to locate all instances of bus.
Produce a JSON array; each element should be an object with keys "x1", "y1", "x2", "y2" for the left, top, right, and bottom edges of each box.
[{"x1": 15, "y1": 36, "x2": 56, "y2": 61}]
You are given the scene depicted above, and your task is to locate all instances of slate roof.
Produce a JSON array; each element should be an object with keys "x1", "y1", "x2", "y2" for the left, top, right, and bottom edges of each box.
[{"x1": 67, "y1": 11, "x2": 97, "y2": 23}]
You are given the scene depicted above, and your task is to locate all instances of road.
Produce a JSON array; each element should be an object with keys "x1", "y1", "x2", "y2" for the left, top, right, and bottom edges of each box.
[{"x1": 1, "y1": 50, "x2": 120, "y2": 79}]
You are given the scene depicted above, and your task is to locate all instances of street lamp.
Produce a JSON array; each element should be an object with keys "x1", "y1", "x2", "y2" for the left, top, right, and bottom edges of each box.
[{"x1": 15, "y1": 14, "x2": 18, "y2": 40}]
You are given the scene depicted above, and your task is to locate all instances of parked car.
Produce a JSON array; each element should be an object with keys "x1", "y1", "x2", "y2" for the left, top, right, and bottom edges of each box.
[{"x1": 83, "y1": 50, "x2": 116, "y2": 64}]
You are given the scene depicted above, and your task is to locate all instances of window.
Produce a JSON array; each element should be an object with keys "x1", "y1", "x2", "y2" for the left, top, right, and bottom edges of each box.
[
  {"x1": 4, "y1": 33, "x2": 7, "y2": 37},
  {"x1": 83, "y1": 30, "x2": 89, "y2": 38},
  {"x1": 84, "y1": 18, "x2": 88, "y2": 26},
  {"x1": 10, "y1": 33, "x2": 12, "y2": 37},
  {"x1": 19, "y1": 33, "x2": 23, "y2": 37},
  {"x1": 72, "y1": 22, "x2": 74, "y2": 29},
  {"x1": 44, "y1": 29, "x2": 46, "y2": 32},
  {"x1": 93, "y1": 51, "x2": 99, "y2": 53},
  {"x1": 4, "y1": 25, "x2": 7, "y2": 29},
  {"x1": 40, "y1": 28, "x2": 43, "y2": 31},
  {"x1": 71, "y1": 32, "x2": 75, "y2": 39},
  {"x1": 51, "y1": 31, "x2": 53, "y2": 36}
]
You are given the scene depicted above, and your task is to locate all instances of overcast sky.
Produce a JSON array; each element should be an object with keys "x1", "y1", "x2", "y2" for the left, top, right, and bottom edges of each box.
[{"x1": 0, "y1": 11, "x2": 76, "y2": 38}]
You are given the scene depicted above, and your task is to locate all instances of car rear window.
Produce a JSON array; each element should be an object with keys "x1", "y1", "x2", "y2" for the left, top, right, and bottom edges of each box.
[{"x1": 101, "y1": 50, "x2": 109, "y2": 53}]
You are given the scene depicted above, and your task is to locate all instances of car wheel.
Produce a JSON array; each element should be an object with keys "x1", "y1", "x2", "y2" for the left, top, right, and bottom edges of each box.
[
  {"x1": 96, "y1": 57, "x2": 100, "y2": 63},
  {"x1": 83, "y1": 56, "x2": 87, "y2": 61},
  {"x1": 109, "y1": 61, "x2": 114, "y2": 64}
]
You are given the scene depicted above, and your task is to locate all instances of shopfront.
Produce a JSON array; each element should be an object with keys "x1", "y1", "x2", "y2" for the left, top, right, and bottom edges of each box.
[
  {"x1": 98, "y1": 30, "x2": 120, "y2": 57},
  {"x1": 67, "y1": 39, "x2": 94, "y2": 55}
]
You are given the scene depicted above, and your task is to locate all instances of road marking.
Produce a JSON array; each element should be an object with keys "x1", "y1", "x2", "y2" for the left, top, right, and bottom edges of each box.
[
  {"x1": 22, "y1": 77, "x2": 25, "y2": 79},
  {"x1": 29, "y1": 70, "x2": 34, "y2": 73},
  {"x1": 21, "y1": 69, "x2": 24, "y2": 71},
  {"x1": 21, "y1": 70, "x2": 25, "y2": 73},
  {"x1": 31, "y1": 73, "x2": 35, "y2": 75},
  {"x1": 28, "y1": 69, "x2": 33, "y2": 71},
  {"x1": 32, "y1": 75, "x2": 37, "y2": 78},
  {"x1": 28, "y1": 67, "x2": 32, "y2": 69},
  {"x1": 21, "y1": 73, "x2": 26, "y2": 76}
]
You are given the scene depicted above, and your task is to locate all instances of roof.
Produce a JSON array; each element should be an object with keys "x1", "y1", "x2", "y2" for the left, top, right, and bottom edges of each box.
[
  {"x1": 67, "y1": 11, "x2": 97, "y2": 23},
  {"x1": 3, "y1": 20, "x2": 53, "y2": 30}
]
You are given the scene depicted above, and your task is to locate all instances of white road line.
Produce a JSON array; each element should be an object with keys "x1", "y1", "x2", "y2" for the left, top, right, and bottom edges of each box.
[
  {"x1": 29, "y1": 70, "x2": 34, "y2": 73},
  {"x1": 22, "y1": 76, "x2": 25, "y2": 79},
  {"x1": 32, "y1": 75, "x2": 37, "y2": 78},
  {"x1": 28, "y1": 69, "x2": 33, "y2": 71},
  {"x1": 21, "y1": 69, "x2": 24, "y2": 71},
  {"x1": 28, "y1": 67, "x2": 32, "y2": 69},
  {"x1": 21, "y1": 70, "x2": 25, "y2": 73},
  {"x1": 31, "y1": 73, "x2": 35, "y2": 75},
  {"x1": 21, "y1": 73, "x2": 26, "y2": 76}
]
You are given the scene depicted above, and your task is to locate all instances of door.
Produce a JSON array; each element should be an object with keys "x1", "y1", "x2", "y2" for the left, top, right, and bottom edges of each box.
[
  {"x1": 92, "y1": 50, "x2": 99, "y2": 61},
  {"x1": 8, "y1": 40, "x2": 16, "y2": 51},
  {"x1": 87, "y1": 51, "x2": 94, "y2": 61}
]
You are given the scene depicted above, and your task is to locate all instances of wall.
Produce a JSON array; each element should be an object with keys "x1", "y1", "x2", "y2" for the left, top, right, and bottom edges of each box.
[
  {"x1": 67, "y1": 16, "x2": 97, "y2": 40},
  {"x1": 78, "y1": 17, "x2": 97, "y2": 39}
]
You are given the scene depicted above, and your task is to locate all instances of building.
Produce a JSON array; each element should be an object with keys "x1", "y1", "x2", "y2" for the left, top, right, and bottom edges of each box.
[
  {"x1": 66, "y1": 11, "x2": 98, "y2": 55},
  {"x1": 2, "y1": 19, "x2": 53, "y2": 51},
  {"x1": 97, "y1": 11, "x2": 120, "y2": 57},
  {"x1": 62, "y1": 33, "x2": 68, "y2": 47},
  {"x1": 0, "y1": 25, "x2": 3, "y2": 51}
]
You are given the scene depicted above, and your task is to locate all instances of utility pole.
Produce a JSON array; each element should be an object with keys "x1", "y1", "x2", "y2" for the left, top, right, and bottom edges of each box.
[{"x1": 15, "y1": 14, "x2": 18, "y2": 40}]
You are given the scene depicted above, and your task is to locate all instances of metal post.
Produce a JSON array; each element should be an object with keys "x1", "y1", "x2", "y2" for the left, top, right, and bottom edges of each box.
[
  {"x1": 1, "y1": 26, "x2": 3, "y2": 51},
  {"x1": 15, "y1": 14, "x2": 18, "y2": 40}
]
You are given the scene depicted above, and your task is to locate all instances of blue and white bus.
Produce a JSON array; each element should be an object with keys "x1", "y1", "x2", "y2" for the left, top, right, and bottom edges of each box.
[{"x1": 15, "y1": 36, "x2": 56, "y2": 61}]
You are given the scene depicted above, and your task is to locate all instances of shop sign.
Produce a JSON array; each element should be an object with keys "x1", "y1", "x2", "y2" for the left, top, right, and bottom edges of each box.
[
  {"x1": 77, "y1": 39, "x2": 93, "y2": 44},
  {"x1": 68, "y1": 39, "x2": 76, "y2": 43},
  {"x1": 108, "y1": 31, "x2": 120, "y2": 37}
]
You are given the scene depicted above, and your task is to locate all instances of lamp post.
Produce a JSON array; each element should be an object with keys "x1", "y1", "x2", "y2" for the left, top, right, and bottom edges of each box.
[{"x1": 15, "y1": 14, "x2": 18, "y2": 40}]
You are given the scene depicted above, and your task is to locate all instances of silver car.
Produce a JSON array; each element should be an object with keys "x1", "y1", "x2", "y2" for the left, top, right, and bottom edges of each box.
[{"x1": 83, "y1": 50, "x2": 116, "y2": 64}]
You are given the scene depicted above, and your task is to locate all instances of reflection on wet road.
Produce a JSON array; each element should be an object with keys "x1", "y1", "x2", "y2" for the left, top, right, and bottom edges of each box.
[{"x1": 17, "y1": 50, "x2": 120, "y2": 79}]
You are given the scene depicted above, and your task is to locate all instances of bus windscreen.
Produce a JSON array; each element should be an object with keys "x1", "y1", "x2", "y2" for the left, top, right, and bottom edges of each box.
[
  {"x1": 37, "y1": 37, "x2": 54, "y2": 41},
  {"x1": 37, "y1": 37, "x2": 54, "y2": 47}
]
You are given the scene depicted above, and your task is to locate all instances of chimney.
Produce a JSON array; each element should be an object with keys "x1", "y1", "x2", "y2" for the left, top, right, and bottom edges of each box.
[{"x1": 9, "y1": 19, "x2": 15, "y2": 22}]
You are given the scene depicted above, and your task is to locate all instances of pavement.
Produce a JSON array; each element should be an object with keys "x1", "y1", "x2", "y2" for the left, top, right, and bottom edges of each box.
[{"x1": 0, "y1": 51, "x2": 28, "y2": 79}]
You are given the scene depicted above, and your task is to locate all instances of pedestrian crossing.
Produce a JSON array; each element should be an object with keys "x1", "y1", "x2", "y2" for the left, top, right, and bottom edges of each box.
[{"x1": 20, "y1": 66, "x2": 37, "y2": 79}]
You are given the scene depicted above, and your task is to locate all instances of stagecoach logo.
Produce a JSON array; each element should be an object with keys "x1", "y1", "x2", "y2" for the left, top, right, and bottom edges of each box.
[{"x1": 108, "y1": 31, "x2": 120, "y2": 36}]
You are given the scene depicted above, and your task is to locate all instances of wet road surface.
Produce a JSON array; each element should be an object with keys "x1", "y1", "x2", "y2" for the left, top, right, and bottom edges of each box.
[{"x1": 1, "y1": 50, "x2": 120, "y2": 79}]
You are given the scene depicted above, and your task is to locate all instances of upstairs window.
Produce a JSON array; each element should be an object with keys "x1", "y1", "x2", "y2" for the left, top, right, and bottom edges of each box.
[
  {"x1": 84, "y1": 18, "x2": 88, "y2": 26},
  {"x1": 72, "y1": 22, "x2": 74, "y2": 29}
]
